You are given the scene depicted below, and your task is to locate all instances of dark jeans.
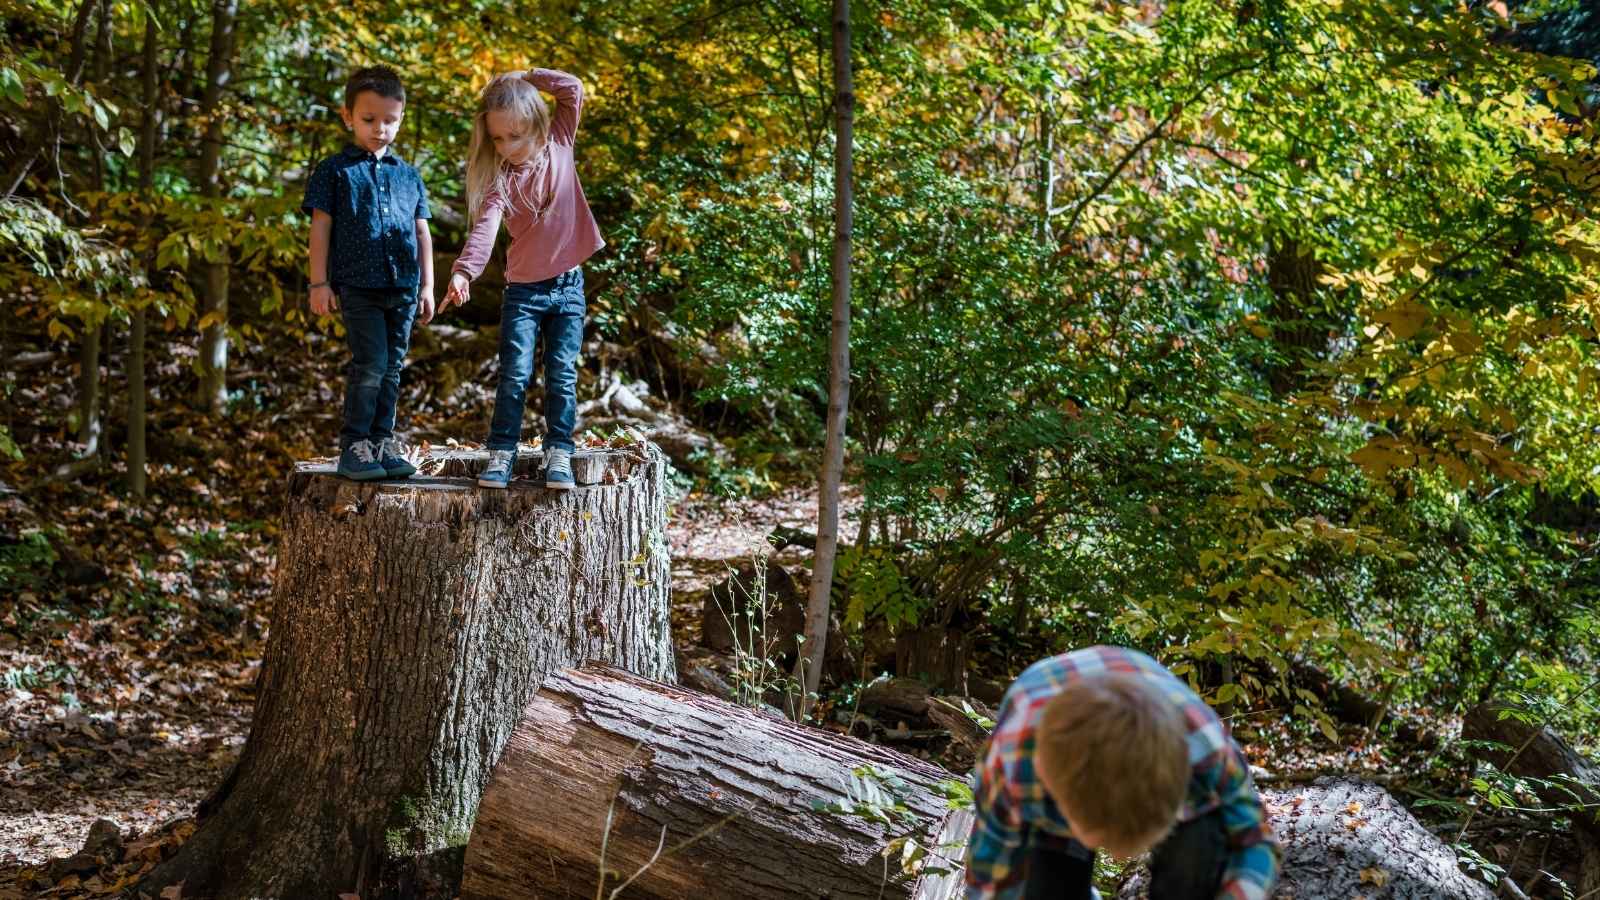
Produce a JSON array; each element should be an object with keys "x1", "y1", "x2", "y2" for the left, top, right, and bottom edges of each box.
[
  {"x1": 338, "y1": 286, "x2": 417, "y2": 449},
  {"x1": 487, "y1": 268, "x2": 584, "y2": 453},
  {"x1": 1024, "y1": 810, "x2": 1229, "y2": 900}
]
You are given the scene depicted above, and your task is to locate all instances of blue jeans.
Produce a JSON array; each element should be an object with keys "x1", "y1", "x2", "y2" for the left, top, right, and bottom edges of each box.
[
  {"x1": 338, "y1": 286, "x2": 417, "y2": 449},
  {"x1": 1022, "y1": 809, "x2": 1227, "y2": 899},
  {"x1": 487, "y1": 268, "x2": 584, "y2": 452}
]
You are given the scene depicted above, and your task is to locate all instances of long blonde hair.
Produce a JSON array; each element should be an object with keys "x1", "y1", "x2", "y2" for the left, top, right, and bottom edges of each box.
[{"x1": 464, "y1": 73, "x2": 552, "y2": 224}]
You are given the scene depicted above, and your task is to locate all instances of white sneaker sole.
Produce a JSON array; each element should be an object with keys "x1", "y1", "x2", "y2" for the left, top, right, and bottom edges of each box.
[
  {"x1": 477, "y1": 478, "x2": 509, "y2": 489},
  {"x1": 545, "y1": 481, "x2": 574, "y2": 490}
]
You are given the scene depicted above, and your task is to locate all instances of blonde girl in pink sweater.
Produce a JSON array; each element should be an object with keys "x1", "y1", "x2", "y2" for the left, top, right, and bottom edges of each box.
[{"x1": 443, "y1": 69, "x2": 604, "y2": 489}]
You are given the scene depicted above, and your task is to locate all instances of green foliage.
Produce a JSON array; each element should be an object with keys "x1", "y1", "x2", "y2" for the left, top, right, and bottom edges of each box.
[
  {"x1": 5, "y1": 0, "x2": 1599, "y2": 744},
  {"x1": 0, "y1": 530, "x2": 59, "y2": 595},
  {"x1": 837, "y1": 545, "x2": 923, "y2": 632},
  {"x1": 812, "y1": 765, "x2": 923, "y2": 826}
]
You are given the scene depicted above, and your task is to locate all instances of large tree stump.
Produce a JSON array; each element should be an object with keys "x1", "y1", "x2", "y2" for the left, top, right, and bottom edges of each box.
[
  {"x1": 140, "y1": 445, "x2": 676, "y2": 900},
  {"x1": 462, "y1": 664, "x2": 972, "y2": 900},
  {"x1": 1119, "y1": 779, "x2": 1493, "y2": 899}
]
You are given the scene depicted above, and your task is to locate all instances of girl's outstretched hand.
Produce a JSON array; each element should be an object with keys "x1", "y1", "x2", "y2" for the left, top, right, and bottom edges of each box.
[{"x1": 444, "y1": 272, "x2": 471, "y2": 309}]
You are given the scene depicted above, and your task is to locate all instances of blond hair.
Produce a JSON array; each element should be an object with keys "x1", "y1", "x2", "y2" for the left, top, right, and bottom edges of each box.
[
  {"x1": 1035, "y1": 673, "x2": 1190, "y2": 848},
  {"x1": 464, "y1": 73, "x2": 552, "y2": 224}
]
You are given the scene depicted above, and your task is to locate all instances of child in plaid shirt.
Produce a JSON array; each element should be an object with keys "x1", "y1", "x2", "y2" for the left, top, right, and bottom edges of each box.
[{"x1": 965, "y1": 646, "x2": 1280, "y2": 900}]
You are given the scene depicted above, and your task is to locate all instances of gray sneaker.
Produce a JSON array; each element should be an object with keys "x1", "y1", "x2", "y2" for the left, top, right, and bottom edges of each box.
[
  {"x1": 337, "y1": 439, "x2": 386, "y2": 481},
  {"x1": 544, "y1": 447, "x2": 574, "y2": 490},
  {"x1": 377, "y1": 438, "x2": 416, "y2": 478},
  {"x1": 478, "y1": 449, "x2": 516, "y2": 489}
]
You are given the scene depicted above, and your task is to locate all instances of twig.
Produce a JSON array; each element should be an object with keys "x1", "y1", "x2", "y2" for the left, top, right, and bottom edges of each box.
[
  {"x1": 608, "y1": 808, "x2": 750, "y2": 899},
  {"x1": 1499, "y1": 875, "x2": 1531, "y2": 900},
  {"x1": 607, "y1": 823, "x2": 667, "y2": 899},
  {"x1": 594, "y1": 719, "x2": 663, "y2": 900}
]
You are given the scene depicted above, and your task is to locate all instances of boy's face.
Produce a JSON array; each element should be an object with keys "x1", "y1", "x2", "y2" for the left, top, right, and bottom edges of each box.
[
  {"x1": 487, "y1": 109, "x2": 534, "y2": 165},
  {"x1": 341, "y1": 91, "x2": 404, "y2": 156}
]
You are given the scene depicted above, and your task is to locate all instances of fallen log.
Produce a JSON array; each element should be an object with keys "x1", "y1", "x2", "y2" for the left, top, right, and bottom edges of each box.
[
  {"x1": 1290, "y1": 662, "x2": 1438, "y2": 749},
  {"x1": 1120, "y1": 778, "x2": 1494, "y2": 899},
  {"x1": 137, "y1": 445, "x2": 677, "y2": 900},
  {"x1": 462, "y1": 664, "x2": 971, "y2": 900},
  {"x1": 1463, "y1": 701, "x2": 1600, "y2": 897}
]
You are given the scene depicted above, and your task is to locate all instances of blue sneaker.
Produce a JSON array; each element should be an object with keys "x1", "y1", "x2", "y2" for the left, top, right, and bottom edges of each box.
[
  {"x1": 544, "y1": 447, "x2": 574, "y2": 490},
  {"x1": 377, "y1": 438, "x2": 416, "y2": 479},
  {"x1": 478, "y1": 449, "x2": 516, "y2": 489},
  {"x1": 337, "y1": 440, "x2": 386, "y2": 481}
]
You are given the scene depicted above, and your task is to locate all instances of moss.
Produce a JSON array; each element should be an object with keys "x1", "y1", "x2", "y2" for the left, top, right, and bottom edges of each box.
[{"x1": 390, "y1": 794, "x2": 423, "y2": 823}]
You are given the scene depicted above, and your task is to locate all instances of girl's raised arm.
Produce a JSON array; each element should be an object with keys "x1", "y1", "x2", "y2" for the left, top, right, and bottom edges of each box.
[{"x1": 523, "y1": 68, "x2": 583, "y2": 145}]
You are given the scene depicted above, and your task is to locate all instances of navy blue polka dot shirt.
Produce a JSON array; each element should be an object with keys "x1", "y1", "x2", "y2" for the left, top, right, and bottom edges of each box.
[{"x1": 302, "y1": 145, "x2": 432, "y2": 291}]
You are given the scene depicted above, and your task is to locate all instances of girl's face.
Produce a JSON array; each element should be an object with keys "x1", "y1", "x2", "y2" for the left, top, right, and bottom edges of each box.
[{"x1": 487, "y1": 109, "x2": 534, "y2": 164}]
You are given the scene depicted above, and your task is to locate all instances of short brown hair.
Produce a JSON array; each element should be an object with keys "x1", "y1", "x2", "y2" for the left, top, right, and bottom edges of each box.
[
  {"x1": 344, "y1": 65, "x2": 405, "y2": 110},
  {"x1": 1035, "y1": 673, "x2": 1190, "y2": 847}
]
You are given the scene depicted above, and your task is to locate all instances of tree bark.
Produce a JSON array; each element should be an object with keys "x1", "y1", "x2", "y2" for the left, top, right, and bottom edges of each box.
[
  {"x1": 71, "y1": 0, "x2": 115, "y2": 459},
  {"x1": 139, "y1": 445, "x2": 677, "y2": 900},
  {"x1": 1264, "y1": 237, "x2": 1328, "y2": 397},
  {"x1": 1120, "y1": 779, "x2": 1495, "y2": 900},
  {"x1": 797, "y1": 0, "x2": 854, "y2": 719},
  {"x1": 1463, "y1": 701, "x2": 1600, "y2": 897},
  {"x1": 462, "y1": 664, "x2": 971, "y2": 900},
  {"x1": 74, "y1": 322, "x2": 102, "y2": 453},
  {"x1": 128, "y1": 3, "x2": 160, "y2": 498},
  {"x1": 894, "y1": 627, "x2": 969, "y2": 694},
  {"x1": 194, "y1": 0, "x2": 236, "y2": 414}
]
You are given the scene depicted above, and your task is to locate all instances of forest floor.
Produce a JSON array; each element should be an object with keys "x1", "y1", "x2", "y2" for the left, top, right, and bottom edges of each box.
[
  {"x1": 0, "y1": 329, "x2": 1587, "y2": 898},
  {"x1": 0, "y1": 477, "x2": 856, "y2": 870}
]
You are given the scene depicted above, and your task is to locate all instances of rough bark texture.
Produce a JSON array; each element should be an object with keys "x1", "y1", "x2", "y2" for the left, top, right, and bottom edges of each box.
[
  {"x1": 138, "y1": 445, "x2": 676, "y2": 900},
  {"x1": 194, "y1": 0, "x2": 236, "y2": 413},
  {"x1": 1119, "y1": 779, "x2": 1493, "y2": 900},
  {"x1": 894, "y1": 627, "x2": 969, "y2": 694},
  {"x1": 463, "y1": 664, "x2": 971, "y2": 900},
  {"x1": 1463, "y1": 701, "x2": 1600, "y2": 897},
  {"x1": 128, "y1": 6, "x2": 158, "y2": 498},
  {"x1": 1264, "y1": 237, "x2": 1329, "y2": 397}
]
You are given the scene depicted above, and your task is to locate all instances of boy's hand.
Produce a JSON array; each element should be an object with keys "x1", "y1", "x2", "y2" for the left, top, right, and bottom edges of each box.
[
  {"x1": 417, "y1": 283, "x2": 436, "y2": 324},
  {"x1": 309, "y1": 283, "x2": 338, "y2": 317},
  {"x1": 444, "y1": 273, "x2": 471, "y2": 309}
]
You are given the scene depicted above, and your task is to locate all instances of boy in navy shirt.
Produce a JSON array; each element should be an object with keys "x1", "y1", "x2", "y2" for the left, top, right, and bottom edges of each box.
[{"x1": 303, "y1": 65, "x2": 434, "y2": 480}]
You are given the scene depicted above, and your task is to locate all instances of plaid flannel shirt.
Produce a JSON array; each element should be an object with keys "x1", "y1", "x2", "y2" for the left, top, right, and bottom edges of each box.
[{"x1": 964, "y1": 646, "x2": 1280, "y2": 900}]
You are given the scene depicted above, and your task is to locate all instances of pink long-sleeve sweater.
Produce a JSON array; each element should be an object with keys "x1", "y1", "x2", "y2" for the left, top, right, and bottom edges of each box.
[{"x1": 451, "y1": 69, "x2": 604, "y2": 285}]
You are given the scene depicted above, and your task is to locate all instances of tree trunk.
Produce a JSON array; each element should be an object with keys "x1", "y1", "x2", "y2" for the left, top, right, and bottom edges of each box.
[
  {"x1": 128, "y1": 6, "x2": 160, "y2": 498},
  {"x1": 75, "y1": 321, "x2": 102, "y2": 452},
  {"x1": 71, "y1": 0, "x2": 114, "y2": 459},
  {"x1": 1264, "y1": 237, "x2": 1328, "y2": 397},
  {"x1": 138, "y1": 445, "x2": 677, "y2": 900},
  {"x1": 462, "y1": 664, "x2": 971, "y2": 900},
  {"x1": 894, "y1": 627, "x2": 969, "y2": 694},
  {"x1": 797, "y1": 0, "x2": 855, "y2": 718},
  {"x1": 1463, "y1": 701, "x2": 1600, "y2": 897},
  {"x1": 194, "y1": 0, "x2": 236, "y2": 414},
  {"x1": 1120, "y1": 779, "x2": 1494, "y2": 900}
]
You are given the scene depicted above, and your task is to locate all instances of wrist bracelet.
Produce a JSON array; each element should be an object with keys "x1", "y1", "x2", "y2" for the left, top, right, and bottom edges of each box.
[{"x1": 309, "y1": 280, "x2": 329, "y2": 289}]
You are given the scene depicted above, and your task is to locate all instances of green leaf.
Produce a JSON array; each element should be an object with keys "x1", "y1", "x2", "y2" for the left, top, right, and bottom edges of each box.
[
  {"x1": 0, "y1": 67, "x2": 24, "y2": 105},
  {"x1": 118, "y1": 128, "x2": 135, "y2": 157}
]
